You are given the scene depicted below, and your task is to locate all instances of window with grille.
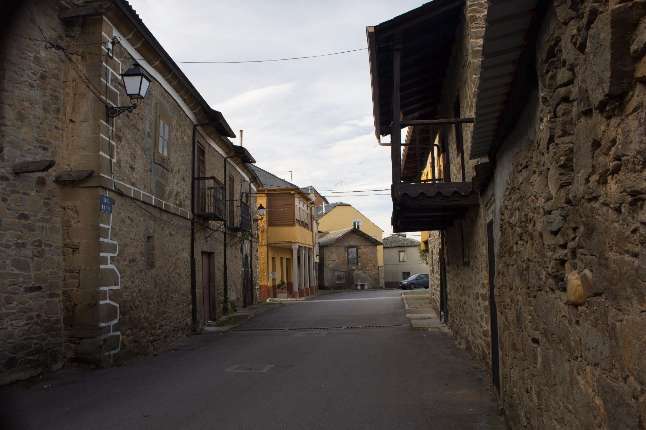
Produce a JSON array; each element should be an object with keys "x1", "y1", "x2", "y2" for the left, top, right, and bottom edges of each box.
[
  {"x1": 158, "y1": 119, "x2": 170, "y2": 156},
  {"x1": 347, "y1": 247, "x2": 358, "y2": 266}
]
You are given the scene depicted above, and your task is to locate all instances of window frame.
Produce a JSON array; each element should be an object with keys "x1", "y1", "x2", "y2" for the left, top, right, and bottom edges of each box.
[
  {"x1": 347, "y1": 246, "x2": 358, "y2": 266},
  {"x1": 154, "y1": 103, "x2": 172, "y2": 168},
  {"x1": 398, "y1": 249, "x2": 407, "y2": 262}
]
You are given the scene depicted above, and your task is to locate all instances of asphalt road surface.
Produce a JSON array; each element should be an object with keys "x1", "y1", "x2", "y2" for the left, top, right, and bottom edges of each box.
[{"x1": 0, "y1": 289, "x2": 505, "y2": 430}]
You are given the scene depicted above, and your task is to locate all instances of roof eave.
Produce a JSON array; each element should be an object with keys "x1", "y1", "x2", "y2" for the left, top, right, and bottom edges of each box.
[
  {"x1": 109, "y1": 1, "x2": 238, "y2": 139},
  {"x1": 366, "y1": 26, "x2": 383, "y2": 139}
]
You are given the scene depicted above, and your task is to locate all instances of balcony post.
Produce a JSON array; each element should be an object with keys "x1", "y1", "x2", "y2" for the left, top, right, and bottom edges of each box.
[
  {"x1": 291, "y1": 244, "x2": 299, "y2": 298},
  {"x1": 391, "y1": 38, "x2": 402, "y2": 186}
]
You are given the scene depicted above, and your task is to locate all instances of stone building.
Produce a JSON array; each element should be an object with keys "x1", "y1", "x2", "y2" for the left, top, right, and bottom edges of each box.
[
  {"x1": 383, "y1": 234, "x2": 428, "y2": 288},
  {"x1": 1, "y1": 0, "x2": 259, "y2": 385},
  {"x1": 317, "y1": 202, "x2": 385, "y2": 287},
  {"x1": 319, "y1": 227, "x2": 382, "y2": 289},
  {"x1": 368, "y1": 0, "x2": 646, "y2": 428}
]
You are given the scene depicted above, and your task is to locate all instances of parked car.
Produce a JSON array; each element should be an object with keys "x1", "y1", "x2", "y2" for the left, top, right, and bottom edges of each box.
[{"x1": 399, "y1": 273, "x2": 429, "y2": 290}]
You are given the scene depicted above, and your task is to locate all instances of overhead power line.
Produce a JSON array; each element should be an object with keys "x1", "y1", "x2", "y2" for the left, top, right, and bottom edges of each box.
[{"x1": 178, "y1": 47, "x2": 367, "y2": 64}]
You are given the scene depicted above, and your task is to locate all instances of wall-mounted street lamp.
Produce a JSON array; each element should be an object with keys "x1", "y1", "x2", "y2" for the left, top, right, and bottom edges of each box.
[
  {"x1": 107, "y1": 63, "x2": 152, "y2": 118},
  {"x1": 256, "y1": 204, "x2": 266, "y2": 220}
]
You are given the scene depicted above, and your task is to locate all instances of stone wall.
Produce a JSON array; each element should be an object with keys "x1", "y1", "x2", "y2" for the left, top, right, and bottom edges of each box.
[
  {"x1": 426, "y1": 231, "x2": 442, "y2": 315},
  {"x1": 426, "y1": 0, "x2": 492, "y2": 366},
  {"x1": 435, "y1": 0, "x2": 646, "y2": 428},
  {"x1": 321, "y1": 234, "x2": 380, "y2": 289},
  {"x1": 1, "y1": 0, "x2": 259, "y2": 381},
  {"x1": 492, "y1": 2, "x2": 646, "y2": 428},
  {"x1": 0, "y1": 0, "x2": 68, "y2": 385}
]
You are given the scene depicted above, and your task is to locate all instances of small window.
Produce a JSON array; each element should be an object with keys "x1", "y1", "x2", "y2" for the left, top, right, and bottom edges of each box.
[
  {"x1": 398, "y1": 250, "x2": 407, "y2": 262},
  {"x1": 402, "y1": 272, "x2": 411, "y2": 280},
  {"x1": 347, "y1": 247, "x2": 358, "y2": 266},
  {"x1": 352, "y1": 220, "x2": 361, "y2": 229},
  {"x1": 145, "y1": 235, "x2": 155, "y2": 269},
  {"x1": 158, "y1": 118, "x2": 170, "y2": 157}
]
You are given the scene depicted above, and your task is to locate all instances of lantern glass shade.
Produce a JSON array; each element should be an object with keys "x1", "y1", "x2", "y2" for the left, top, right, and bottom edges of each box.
[
  {"x1": 121, "y1": 63, "x2": 151, "y2": 100},
  {"x1": 257, "y1": 204, "x2": 266, "y2": 218}
]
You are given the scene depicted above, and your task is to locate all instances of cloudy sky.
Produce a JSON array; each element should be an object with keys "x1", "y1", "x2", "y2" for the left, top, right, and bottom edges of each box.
[{"x1": 130, "y1": 0, "x2": 424, "y2": 235}]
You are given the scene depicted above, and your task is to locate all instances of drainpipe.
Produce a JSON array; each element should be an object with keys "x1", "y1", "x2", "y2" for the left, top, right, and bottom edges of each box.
[
  {"x1": 190, "y1": 122, "x2": 213, "y2": 332},
  {"x1": 222, "y1": 154, "x2": 236, "y2": 315}
]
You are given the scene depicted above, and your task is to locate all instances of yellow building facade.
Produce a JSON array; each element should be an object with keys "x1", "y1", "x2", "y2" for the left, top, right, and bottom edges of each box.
[
  {"x1": 317, "y1": 204, "x2": 384, "y2": 287},
  {"x1": 250, "y1": 165, "x2": 318, "y2": 300}
]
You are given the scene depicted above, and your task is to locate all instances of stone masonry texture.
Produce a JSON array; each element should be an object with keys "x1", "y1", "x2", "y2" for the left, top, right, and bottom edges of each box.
[
  {"x1": 0, "y1": 0, "x2": 67, "y2": 385},
  {"x1": 425, "y1": 1, "x2": 646, "y2": 429},
  {"x1": 1, "y1": 0, "x2": 258, "y2": 383},
  {"x1": 321, "y1": 233, "x2": 380, "y2": 289}
]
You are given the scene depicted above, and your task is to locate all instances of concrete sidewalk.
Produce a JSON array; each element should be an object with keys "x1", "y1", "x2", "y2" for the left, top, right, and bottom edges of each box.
[{"x1": 401, "y1": 290, "x2": 445, "y2": 330}]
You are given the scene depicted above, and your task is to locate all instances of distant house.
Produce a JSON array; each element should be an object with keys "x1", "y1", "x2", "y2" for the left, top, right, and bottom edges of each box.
[
  {"x1": 383, "y1": 234, "x2": 428, "y2": 288},
  {"x1": 301, "y1": 186, "x2": 328, "y2": 214},
  {"x1": 319, "y1": 227, "x2": 382, "y2": 290},
  {"x1": 317, "y1": 203, "x2": 384, "y2": 287}
]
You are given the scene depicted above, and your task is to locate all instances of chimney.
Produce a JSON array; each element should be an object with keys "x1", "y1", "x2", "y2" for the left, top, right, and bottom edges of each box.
[{"x1": 239, "y1": 129, "x2": 244, "y2": 146}]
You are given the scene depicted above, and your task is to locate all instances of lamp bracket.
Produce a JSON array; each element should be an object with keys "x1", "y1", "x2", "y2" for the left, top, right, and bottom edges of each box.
[{"x1": 107, "y1": 103, "x2": 136, "y2": 118}]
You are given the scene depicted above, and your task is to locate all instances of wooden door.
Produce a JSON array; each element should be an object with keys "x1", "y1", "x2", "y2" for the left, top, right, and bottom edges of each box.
[
  {"x1": 202, "y1": 252, "x2": 215, "y2": 322},
  {"x1": 242, "y1": 254, "x2": 253, "y2": 307},
  {"x1": 487, "y1": 220, "x2": 501, "y2": 392}
]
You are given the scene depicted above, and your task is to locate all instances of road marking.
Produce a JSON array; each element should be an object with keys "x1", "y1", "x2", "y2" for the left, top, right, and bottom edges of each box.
[
  {"x1": 225, "y1": 364, "x2": 274, "y2": 373},
  {"x1": 295, "y1": 296, "x2": 402, "y2": 303}
]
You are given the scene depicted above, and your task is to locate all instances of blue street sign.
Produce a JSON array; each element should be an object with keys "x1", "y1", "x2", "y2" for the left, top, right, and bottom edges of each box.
[{"x1": 100, "y1": 195, "x2": 114, "y2": 214}]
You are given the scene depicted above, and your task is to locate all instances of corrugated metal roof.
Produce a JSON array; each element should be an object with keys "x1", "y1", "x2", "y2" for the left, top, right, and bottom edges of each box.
[
  {"x1": 383, "y1": 234, "x2": 420, "y2": 248},
  {"x1": 319, "y1": 228, "x2": 382, "y2": 247},
  {"x1": 470, "y1": 0, "x2": 539, "y2": 159},
  {"x1": 247, "y1": 165, "x2": 299, "y2": 190},
  {"x1": 367, "y1": 0, "x2": 464, "y2": 138}
]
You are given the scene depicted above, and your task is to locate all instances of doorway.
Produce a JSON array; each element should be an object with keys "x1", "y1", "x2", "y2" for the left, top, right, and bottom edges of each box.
[
  {"x1": 242, "y1": 253, "x2": 253, "y2": 307},
  {"x1": 486, "y1": 220, "x2": 501, "y2": 392},
  {"x1": 439, "y1": 232, "x2": 448, "y2": 323},
  {"x1": 285, "y1": 258, "x2": 292, "y2": 295},
  {"x1": 201, "y1": 252, "x2": 215, "y2": 323}
]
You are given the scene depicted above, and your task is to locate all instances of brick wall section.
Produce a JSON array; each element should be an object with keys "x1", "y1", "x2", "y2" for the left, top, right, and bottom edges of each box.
[
  {"x1": 321, "y1": 234, "x2": 380, "y2": 289},
  {"x1": 0, "y1": 1, "x2": 67, "y2": 384}
]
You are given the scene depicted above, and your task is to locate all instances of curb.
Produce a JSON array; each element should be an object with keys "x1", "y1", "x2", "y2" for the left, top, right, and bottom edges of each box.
[
  {"x1": 204, "y1": 302, "x2": 276, "y2": 332},
  {"x1": 266, "y1": 297, "x2": 306, "y2": 303}
]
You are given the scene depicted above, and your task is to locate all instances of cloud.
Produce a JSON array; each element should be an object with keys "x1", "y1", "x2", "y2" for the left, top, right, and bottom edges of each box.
[
  {"x1": 129, "y1": 0, "x2": 425, "y2": 234},
  {"x1": 219, "y1": 82, "x2": 295, "y2": 113}
]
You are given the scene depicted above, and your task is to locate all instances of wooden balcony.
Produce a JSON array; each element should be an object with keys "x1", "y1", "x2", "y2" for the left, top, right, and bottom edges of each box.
[{"x1": 392, "y1": 182, "x2": 478, "y2": 232}]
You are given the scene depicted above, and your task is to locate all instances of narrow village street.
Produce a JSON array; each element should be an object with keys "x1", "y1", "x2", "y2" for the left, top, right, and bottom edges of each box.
[
  {"x1": 3, "y1": 1, "x2": 645, "y2": 427},
  {"x1": 0, "y1": 290, "x2": 504, "y2": 430}
]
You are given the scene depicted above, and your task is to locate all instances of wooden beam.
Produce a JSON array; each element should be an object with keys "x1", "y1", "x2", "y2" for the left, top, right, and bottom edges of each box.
[
  {"x1": 400, "y1": 118, "x2": 474, "y2": 127},
  {"x1": 391, "y1": 40, "x2": 402, "y2": 185},
  {"x1": 379, "y1": 1, "x2": 462, "y2": 36}
]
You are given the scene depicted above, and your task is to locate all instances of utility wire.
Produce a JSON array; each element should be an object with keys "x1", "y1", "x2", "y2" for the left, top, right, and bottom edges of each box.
[{"x1": 178, "y1": 47, "x2": 367, "y2": 64}]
